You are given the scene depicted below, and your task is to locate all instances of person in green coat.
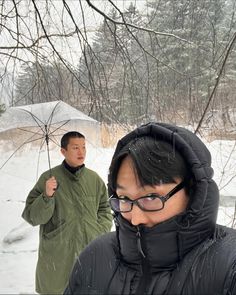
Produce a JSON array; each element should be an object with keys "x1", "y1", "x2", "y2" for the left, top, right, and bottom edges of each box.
[{"x1": 22, "y1": 131, "x2": 113, "y2": 294}]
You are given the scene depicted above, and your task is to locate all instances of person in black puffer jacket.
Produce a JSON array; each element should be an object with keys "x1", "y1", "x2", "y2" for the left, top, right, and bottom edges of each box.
[{"x1": 64, "y1": 122, "x2": 236, "y2": 295}]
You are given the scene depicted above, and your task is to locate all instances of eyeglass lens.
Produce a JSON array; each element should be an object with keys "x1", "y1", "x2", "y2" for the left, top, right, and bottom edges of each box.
[
  {"x1": 110, "y1": 194, "x2": 164, "y2": 212},
  {"x1": 109, "y1": 181, "x2": 185, "y2": 213}
]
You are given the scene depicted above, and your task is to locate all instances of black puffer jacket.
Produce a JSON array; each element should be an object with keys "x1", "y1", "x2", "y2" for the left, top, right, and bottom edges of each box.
[{"x1": 64, "y1": 123, "x2": 236, "y2": 295}]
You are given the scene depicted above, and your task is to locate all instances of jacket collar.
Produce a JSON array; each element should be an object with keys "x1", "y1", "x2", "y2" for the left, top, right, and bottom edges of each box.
[
  {"x1": 116, "y1": 210, "x2": 215, "y2": 271},
  {"x1": 62, "y1": 161, "x2": 85, "y2": 180},
  {"x1": 63, "y1": 160, "x2": 84, "y2": 174}
]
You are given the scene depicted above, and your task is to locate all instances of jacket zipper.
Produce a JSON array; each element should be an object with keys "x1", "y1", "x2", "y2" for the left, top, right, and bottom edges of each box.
[
  {"x1": 136, "y1": 226, "x2": 146, "y2": 258},
  {"x1": 135, "y1": 226, "x2": 150, "y2": 295}
]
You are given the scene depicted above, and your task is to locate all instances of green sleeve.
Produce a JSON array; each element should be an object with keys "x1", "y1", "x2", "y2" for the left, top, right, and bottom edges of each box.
[
  {"x1": 21, "y1": 174, "x2": 55, "y2": 226},
  {"x1": 97, "y1": 177, "x2": 113, "y2": 233}
]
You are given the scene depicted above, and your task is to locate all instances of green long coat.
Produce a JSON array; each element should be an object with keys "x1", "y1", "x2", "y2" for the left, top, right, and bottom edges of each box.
[{"x1": 22, "y1": 164, "x2": 113, "y2": 294}]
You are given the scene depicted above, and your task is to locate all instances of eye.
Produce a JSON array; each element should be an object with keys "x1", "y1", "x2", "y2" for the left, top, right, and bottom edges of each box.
[
  {"x1": 145, "y1": 194, "x2": 160, "y2": 201},
  {"x1": 118, "y1": 196, "x2": 130, "y2": 203}
]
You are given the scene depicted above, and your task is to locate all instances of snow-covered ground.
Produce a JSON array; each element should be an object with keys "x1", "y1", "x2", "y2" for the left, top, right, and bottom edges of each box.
[{"x1": 0, "y1": 138, "x2": 235, "y2": 294}]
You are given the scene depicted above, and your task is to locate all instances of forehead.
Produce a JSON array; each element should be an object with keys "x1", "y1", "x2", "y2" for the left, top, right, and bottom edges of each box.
[
  {"x1": 68, "y1": 137, "x2": 85, "y2": 145},
  {"x1": 116, "y1": 157, "x2": 157, "y2": 196},
  {"x1": 117, "y1": 157, "x2": 139, "y2": 186}
]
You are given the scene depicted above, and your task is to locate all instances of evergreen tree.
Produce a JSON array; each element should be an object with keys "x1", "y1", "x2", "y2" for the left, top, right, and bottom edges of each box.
[
  {"x1": 78, "y1": 4, "x2": 148, "y2": 124},
  {"x1": 14, "y1": 61, "x2": 82, "y2": 107},
  {"x1": 146, "y1": 0, "x2": 234, "y2": 124}
]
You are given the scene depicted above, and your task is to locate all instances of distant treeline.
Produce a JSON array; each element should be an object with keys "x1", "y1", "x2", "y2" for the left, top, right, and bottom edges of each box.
[{"x1": 11, "y1": 0, "x2": 236, "y2": 130}]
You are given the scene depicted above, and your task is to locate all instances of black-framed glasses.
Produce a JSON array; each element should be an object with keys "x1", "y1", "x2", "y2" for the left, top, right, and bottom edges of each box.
[{"x1": 109, "y1": 181, "x2": 185, "y2": 213}]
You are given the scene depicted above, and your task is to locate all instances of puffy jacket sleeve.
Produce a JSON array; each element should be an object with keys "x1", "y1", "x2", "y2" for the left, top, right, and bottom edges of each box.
[
  {"x1": 96, "y1": 176, "x2": 113, "y2": 233},
  {"x1": 225, "y1": 260, "x2": 236, "y2": 294},
  {"x1": 228, "y1": 276, "x2": 236, "y2": 294},
  {"x1": 64, "y1": 233, "x2": 117, "y2": 295},
  {"x1": 21, "y1": 173, "x2": 55, "y2": 226},
  {"x1": 64, "y1": 258, "x2": 83, "y2": 294}
]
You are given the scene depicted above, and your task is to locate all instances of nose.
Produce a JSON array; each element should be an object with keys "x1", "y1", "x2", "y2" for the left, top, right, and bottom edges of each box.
[
  {"x1": 77, "y1": 148, "x2": 83, "y2": 155},
  {"x1": 129, "y1": 204, "x2": 149, "y2": 226}
]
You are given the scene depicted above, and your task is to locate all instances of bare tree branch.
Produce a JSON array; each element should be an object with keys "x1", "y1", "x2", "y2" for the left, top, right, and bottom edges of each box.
[
  {"x1": 194, "y1": 32, "x2": 236, "y2": 134},
  {"x1": 0, "y1": 30, "x2": 77, "y2": 50},
  {"x1": 85, "y1": 0, "x2": 193, "y2": 44}
]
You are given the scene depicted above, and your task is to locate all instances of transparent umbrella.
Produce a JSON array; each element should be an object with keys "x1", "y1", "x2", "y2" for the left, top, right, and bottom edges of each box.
[{"x1": 0, "y1": 100, "x2": 99, "y2": 176}]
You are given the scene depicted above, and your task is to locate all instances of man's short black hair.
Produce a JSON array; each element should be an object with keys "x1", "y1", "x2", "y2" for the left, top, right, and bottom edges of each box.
[
  {"x1": 61, "y1": 131, "x2": 85, "y2": 149},
  {"x1": 109, "y1": 136, "x2": 190, "y2": 193}
]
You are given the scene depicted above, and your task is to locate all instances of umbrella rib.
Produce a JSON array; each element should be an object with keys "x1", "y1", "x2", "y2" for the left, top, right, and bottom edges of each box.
[
  {"x1": 49, "y1": 137, "x2": 60, "y2": 147},
  {"x1": 46, "y1": 101, "x2": 61, "y2": 135},
  {"x1": 39, "y1": 137, "x2": 46, "y2": 150},
  {"x1": 35, "y1": 137, "x2": 47, "y2": 181},
  {"x1": 19, "y1": 108, "x2": 46, "y2": 134},
  {"x1": 18, "y1": 106, "x2": 60, "y2": 148},
  {"x1": 0, "y1": 134, "x2": 45, "y2": 169},
  {"x1": 17, "y1": 127, "x2": 44, "y2": 136},
  {"x1": 48, "y1": 120, "x2": 70, "y2": 137}
]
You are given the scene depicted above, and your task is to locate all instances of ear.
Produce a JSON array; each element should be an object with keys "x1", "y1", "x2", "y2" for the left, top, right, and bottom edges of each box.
[{"x1": 61, "y1": 148, "x2": 66, "y2": 156}]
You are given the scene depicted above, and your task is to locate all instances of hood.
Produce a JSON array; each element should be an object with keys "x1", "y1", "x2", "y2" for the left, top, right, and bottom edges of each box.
[
  {"x1": 108, "y1": 122, "x2": 219, "y2": 265},
  {"x1": 109, "y1": 122, "x2": 219, "y2": 221}
]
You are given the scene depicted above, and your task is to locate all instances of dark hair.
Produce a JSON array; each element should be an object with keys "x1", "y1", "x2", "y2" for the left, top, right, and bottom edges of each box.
[
  {"x1": 60, "y1": 131, "x2": 85, "y2": 149},
  {"x1": 108, "y1": 136, "x2": 190, "y2": 194}
]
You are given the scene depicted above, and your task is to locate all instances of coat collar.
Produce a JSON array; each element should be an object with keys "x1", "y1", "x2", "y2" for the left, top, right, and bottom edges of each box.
[
  {"x1": 116, "y1": 209, "x2": 215, "y2": 271},
  {"x1": 62, "y1": 161, "x2": 85, "y2": 180},
  {"x1": 116, "y1": 214, "x2": 181, "y2": 271},
  {"x1": 63, "y1": 160, "x2": 85, "y2": 174}
]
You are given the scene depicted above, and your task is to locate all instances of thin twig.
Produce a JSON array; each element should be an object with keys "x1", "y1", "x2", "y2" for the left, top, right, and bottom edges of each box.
[
  {"x1": 194, "y1": 32, "x2": 236, "y2": 134},
  {"x1": 85, "y1": 0, "x2": 192, "y2": 44}
]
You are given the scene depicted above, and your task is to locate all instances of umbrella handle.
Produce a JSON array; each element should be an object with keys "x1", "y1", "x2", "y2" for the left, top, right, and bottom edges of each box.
[{"x1": 45, "y1": 136, "x2": 52, "y2": 176}]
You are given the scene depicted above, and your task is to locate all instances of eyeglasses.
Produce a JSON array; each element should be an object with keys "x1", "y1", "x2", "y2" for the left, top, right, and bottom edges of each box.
[{"x1": 109, "y1": 181, "x2": 185, "y2": 213}]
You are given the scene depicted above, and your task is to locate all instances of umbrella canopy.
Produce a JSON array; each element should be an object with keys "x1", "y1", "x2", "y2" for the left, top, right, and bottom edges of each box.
[
  {"x1": 0, "y1": 100, "x2": 100, "y2": 173},
  {"x1": 0, "y1": 100, "x2": 97, "y2": 132}
]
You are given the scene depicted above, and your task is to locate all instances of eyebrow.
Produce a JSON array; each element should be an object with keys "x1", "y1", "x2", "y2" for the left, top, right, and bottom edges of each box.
[
  {"x1": 116, "y1": 182, "x2": 143, "y2": 190},
  {"x1": 116, "y1": 183, "x2": 125, "y2": 189}
]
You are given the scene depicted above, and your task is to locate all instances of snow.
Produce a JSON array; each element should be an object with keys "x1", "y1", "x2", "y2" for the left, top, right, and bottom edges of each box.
[{"x1": 0, "y1": 137, "x2": 236, "y2": 294}]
